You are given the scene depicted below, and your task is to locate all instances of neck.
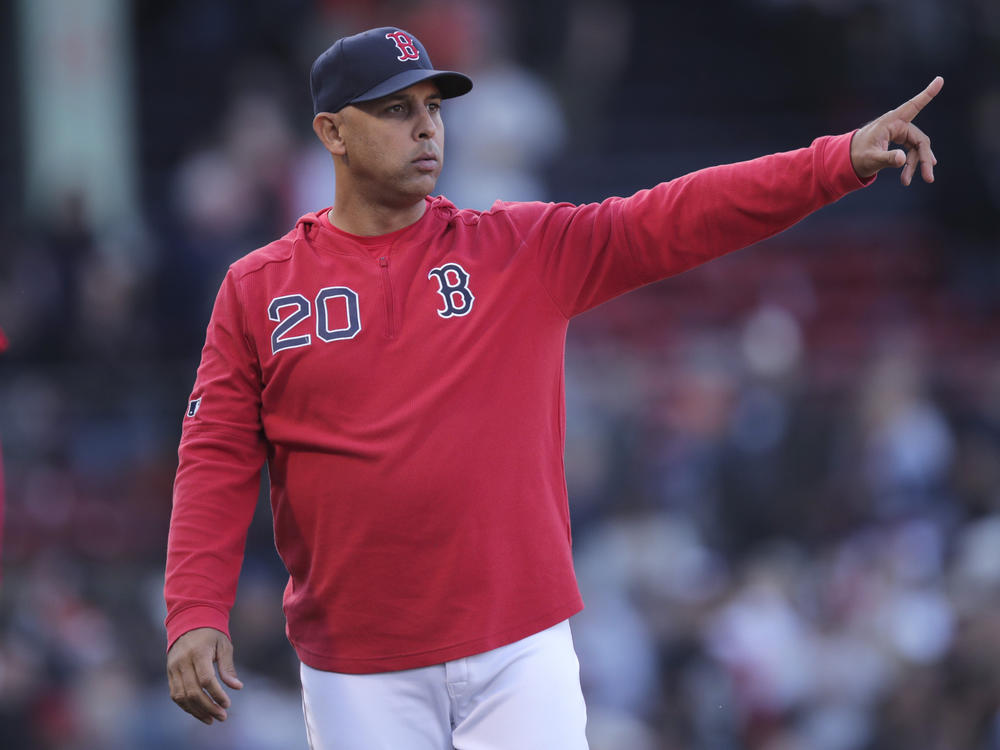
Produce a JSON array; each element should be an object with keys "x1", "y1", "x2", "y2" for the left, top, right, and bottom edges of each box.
[{"x1": 327, "y1": 192, "x2": 428, "y2": 237}]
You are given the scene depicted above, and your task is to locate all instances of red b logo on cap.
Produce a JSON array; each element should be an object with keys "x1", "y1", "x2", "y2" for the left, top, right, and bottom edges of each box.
[{"x1": 385, "y1": 31, "x2": 420, "y2": 61}]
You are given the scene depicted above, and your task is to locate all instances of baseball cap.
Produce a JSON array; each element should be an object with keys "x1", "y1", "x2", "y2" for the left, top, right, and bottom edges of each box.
[{"x1": 310, "y1": 27, "x2": 473, "y2": 115}]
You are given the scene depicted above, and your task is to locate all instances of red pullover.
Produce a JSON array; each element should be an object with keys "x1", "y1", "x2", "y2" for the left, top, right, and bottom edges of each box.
[{"x1": 165, "y1": 133, "x2": 871, "y2": 673}]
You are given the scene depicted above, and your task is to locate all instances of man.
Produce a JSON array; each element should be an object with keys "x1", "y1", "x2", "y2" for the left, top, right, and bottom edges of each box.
[{"x1": 164, "y1": 26, "x2": 941, "y2": 749}]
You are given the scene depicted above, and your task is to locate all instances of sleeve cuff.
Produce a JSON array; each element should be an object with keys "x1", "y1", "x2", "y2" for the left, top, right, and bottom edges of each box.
[
  {"x1": 825, "y1": 130, "x2": 877, "y2": 194},
  {"x1": 165, "y1": 604, "x2": 231, "y2": 653}
]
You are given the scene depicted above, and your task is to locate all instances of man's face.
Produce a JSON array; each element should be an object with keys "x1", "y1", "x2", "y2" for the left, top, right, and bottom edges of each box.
[{"x1": 335, "y1": 80, "x2": 445, "y2": 206}]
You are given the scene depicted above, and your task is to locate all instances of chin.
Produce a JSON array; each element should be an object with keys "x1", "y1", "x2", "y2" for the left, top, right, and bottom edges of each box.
[
  {"x1": 392, "y1": 184, "x2": 436, "y2": 207},
  {"x1": 410, "y1": 174, "x2": 439, "y2": 197}
]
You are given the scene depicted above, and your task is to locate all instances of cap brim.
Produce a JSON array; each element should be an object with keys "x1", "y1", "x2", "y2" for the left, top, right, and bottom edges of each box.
[{"x1": 349, "y1": 69, "x2": 472, "y2": 106}]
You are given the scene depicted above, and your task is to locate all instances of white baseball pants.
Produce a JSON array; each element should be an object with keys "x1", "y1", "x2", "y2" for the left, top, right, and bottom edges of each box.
[{"x1": 299, "y1": 619, "x2": 589, "y2": 749}]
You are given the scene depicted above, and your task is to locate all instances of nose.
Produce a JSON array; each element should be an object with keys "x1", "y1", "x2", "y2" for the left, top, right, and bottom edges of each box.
[{"x1": 415, "y1": 107, "x2": 437, "y2": 141}]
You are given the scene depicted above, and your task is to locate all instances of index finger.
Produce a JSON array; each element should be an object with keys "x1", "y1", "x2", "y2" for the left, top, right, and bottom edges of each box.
[
  {"x1": 192, "y1": 656, "x2": 231, "y2": 715},
  {"x1": 892, "y1": 76, "x2": 944, "y2": 123}
]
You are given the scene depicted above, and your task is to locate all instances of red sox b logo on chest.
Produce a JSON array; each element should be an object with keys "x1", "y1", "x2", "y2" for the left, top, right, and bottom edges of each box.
[
  {"x1": 385, "y1": 31, "x2": 420, "y2": 61},
  {"x1": 428, "y1": 263, "x2": 475, "y2": 317}
]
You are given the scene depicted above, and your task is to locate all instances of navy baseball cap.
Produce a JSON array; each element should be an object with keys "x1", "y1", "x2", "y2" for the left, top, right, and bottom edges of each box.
[{"x1": 310, "y1": 27, "x2": 473, "y2": 115}]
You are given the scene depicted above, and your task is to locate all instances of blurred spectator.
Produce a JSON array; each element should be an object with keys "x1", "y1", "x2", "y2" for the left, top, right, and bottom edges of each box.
[
  {"x1": 855, "y1": 343, "x2": 956, "y2": 520},
  {"x1": 422, "y1": 0, "x2": 567, "y2": 208}
]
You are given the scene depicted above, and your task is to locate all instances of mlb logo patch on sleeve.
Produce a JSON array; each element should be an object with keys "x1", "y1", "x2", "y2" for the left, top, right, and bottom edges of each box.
[{"x1": 186, "y1": 397, "x2": 202, "y2": 418}]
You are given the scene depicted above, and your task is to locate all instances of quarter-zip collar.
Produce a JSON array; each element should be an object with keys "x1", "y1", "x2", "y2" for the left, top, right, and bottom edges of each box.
[{"x1": 298, "y1": 196, "x2": 454, "y2": 259}]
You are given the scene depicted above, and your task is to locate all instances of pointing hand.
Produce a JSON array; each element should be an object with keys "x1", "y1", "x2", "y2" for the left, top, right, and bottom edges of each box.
[{"x1": 850, "y1": 76, "x2": 943, "y2": 185}]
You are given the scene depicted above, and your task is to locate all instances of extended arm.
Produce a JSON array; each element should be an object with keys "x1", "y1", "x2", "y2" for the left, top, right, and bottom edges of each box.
[{"x1": 513, "y1": 78, "x2": 944, "y2": 318}]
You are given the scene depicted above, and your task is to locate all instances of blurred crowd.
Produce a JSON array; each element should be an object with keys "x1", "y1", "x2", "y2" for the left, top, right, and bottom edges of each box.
[{"x1": 0, "y1": 0, "x2": 998, "y2": 748}]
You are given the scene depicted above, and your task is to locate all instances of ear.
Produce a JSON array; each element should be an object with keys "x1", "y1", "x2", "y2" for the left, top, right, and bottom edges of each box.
[{"x1": 313, "y1": 112, "x2": 346, "y2": 156}]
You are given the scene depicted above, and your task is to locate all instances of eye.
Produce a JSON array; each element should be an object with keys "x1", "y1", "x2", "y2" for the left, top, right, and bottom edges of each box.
[
  {"x1": 386, "y1": 103, "x2": 406, "y2": 115},
  {"x1": 428, "y1": 102, "x2": 441, "y2": 114}
]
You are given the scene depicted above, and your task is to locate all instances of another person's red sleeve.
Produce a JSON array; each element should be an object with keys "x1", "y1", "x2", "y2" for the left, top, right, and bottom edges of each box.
[{"x1": 0, "y1": 326, "x2": 7, "y2": 571}]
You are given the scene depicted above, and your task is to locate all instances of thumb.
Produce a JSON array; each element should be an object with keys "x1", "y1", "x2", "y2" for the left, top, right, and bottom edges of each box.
[
  {"x1": 864, "y1": 146, "x2": 905, "y2": 177},
  {"x1": 216, "y1": 637, "x2": 244, "y2": 690},
  {"x1": 852, "y1": 125, "x2": 905, "y2": 178}
]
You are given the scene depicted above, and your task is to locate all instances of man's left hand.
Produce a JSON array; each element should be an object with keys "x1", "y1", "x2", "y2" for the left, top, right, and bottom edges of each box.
[{"x1": 851, "y1": 76, "x2": 943, "y2": 185}]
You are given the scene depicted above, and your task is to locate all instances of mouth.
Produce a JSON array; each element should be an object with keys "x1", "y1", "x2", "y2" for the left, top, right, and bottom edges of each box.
[{"x1": 412, "y1": 153, "x2": 439, "y2": 172}]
